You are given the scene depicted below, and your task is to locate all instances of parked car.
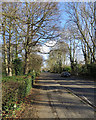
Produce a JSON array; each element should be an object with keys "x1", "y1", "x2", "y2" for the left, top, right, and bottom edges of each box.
[{"x1": 61, "y1": 72, "x2": 71, "y2": 77}]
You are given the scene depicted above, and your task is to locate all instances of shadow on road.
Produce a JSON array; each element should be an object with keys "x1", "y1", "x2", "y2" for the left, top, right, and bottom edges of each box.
[
  {"x1": 19, "y1": 72, "x2": 94, "y2": 118},
  {"x1": 34, "y1": 72, "x2": 95, "y2": 106}
]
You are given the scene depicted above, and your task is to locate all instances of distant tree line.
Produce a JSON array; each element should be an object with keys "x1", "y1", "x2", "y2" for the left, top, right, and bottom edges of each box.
[{"x1": 47, "y1": 2, "x2": 96, "y2": 78}]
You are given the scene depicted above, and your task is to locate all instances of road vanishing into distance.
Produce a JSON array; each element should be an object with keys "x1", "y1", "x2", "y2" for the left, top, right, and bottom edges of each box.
[{"x1": 19, "y1": 72, "x2": 96, "y2": 119}]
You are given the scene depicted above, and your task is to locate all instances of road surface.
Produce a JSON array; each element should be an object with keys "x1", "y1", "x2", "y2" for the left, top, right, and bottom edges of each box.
[
  {"x1": 18, "y1": 72, "x2": 95, "y2": 119},
  {"x1": 50, "y1": 73, "x2": 96, "y2": 107}
]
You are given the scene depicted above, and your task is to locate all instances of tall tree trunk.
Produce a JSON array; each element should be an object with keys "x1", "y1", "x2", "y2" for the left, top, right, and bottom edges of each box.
[
  {"x1": 24, "y1": 23, "x2": 30, "y2": 74},
  {"x1": 24, "y1": 49, "x2": 29, "y2": 74},
  {"x1": 2, "y1": 20, "x2": 8, "y2": 76},
  {"x1": 15, "y1": 27, "x2": 18, "y2": 59},
  {"x1": 87, "y1": 45, "x2": 91, "y2": 64},
  {"x1": 8, "y1": 19, "x2": 12, "y2": 76},
  {"x1": 73, "y1": 40, "x2": 75, "y2": 62},
  {"x1": 81, "y1": 41, "x2": 88, "y2": 65},
  {"x1": 69, "y1": 40, "x2": 74, "y2": 72}
]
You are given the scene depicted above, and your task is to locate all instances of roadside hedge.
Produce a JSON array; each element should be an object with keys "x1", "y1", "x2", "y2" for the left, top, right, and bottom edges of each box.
[
  {"x1": 78, "y1": 63, "x2": 96, "y2": 79},
  {"x1": 2, "y1": 75, "x2": 35, "y2": 117},
  {"x1": 87, "y1": 63, "x2": 96, "y2": 78}
]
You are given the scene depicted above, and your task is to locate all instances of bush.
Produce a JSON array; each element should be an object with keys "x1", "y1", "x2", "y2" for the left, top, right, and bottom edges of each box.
[
  {"x1": 2, "y1": 75, "x2": 32, "y2": 117},
  {"x1": 24, "y1": 76, "x2": 32, "y2": 95},
  {"x1": 62, "y1": 66, "x2": 71, "y2": 73},
  {"x1": 36, "y1": 71, "x2": 41, "y2": 76},
  {"x1": 87, "y1": 63, "x2": 96, "y2": 78},
  {"x1": 12, "y1": 58, "x2": 23, "y2": 75},
  {"x1": 2, "y1": 80, "x2": 19, "y2": 117},
  {"x1": 77, "y1": 63, "x2": 96, "y2": 78},
  {"x1": 28, "y1": 70, "x2": 36, "y2": 79},
  {"x1": 78, "y1": 64, "x2": 88, "y2": 76}
]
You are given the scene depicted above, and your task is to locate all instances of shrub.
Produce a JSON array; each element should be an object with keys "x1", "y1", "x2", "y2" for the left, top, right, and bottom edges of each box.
[
  {"x1": 77, "y1": 64, "x2": 87, "y2": 75},
  {"x1": 17, "y1": 80, "x2": 26, "y2": 99},
  {"x1": 2, "y1": 75, "x2": 33, "y2": 117},
  {"x1": 77, "y1": 63, "x2": 96, "y2": 78},
  {"x1": 87, "y1": 63, "x2": 96, "y2": 78},
  {"x1": 62, "y1": 66, "x2": 71, "y2": 73},
  {"x1": 12, "y1": 58, "x2": 23, "y2": 75},
  {"x1": 2, "y1": 81, "x2": 19, "y2": 116},
  {"x1": 36, "y1": 71, "x2": 41, "y2": 76},
  {"x1": 25, "y1": 76, "x2": 32, "y2": 95}
]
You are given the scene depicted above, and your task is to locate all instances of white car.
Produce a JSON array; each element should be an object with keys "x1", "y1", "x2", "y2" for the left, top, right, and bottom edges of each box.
[{"x1": 61, "y1": 72, "x2": 71, "y2": 77}]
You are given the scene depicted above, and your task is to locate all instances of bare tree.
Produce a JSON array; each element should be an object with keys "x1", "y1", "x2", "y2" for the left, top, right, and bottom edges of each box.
[
  {"x1": 2, "y1": 16, "x2": 8, "y2": 75},
  {"x1": 2, "y1": 2, "x2": 22, "y2": 76},
  {"x1": 61, "y1": 25, "x2": 79, "y2": 72},
  {"x1": 17, "y1": 2, "x2": 60, "y2": 74},
  {"x1": 2, "y1": 2, "x2": 60, "y2": 75},
  {"x1": 64, "y1": 2, "x2": 96, "y2": 63}
]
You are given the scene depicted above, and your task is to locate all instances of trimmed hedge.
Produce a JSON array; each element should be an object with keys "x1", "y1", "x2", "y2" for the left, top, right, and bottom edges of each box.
[{"x1": 2, "y1": 75, "x2": 34, "y2": 117}]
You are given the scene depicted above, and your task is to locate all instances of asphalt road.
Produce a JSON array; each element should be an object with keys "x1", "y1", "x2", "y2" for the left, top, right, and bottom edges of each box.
[
  {"x1": 50, "y1": 73, "x2": 96, "y2": 106},
  {"x1": 31, "y1": 72, "x2": 95, "y2": 118}
]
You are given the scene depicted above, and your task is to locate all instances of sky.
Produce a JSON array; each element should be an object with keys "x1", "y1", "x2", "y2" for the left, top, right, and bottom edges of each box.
[{"x1": 40, "y1": 40, "x2": 57, "y2": 61}]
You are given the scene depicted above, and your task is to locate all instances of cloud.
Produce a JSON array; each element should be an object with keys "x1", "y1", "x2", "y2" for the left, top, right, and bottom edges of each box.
[
  {"x1": 39, "y1": 40, "x2": 56, "y2": 60},
  {"x1": 40, "y1": 45, "x2": 50, "y2": 53}
]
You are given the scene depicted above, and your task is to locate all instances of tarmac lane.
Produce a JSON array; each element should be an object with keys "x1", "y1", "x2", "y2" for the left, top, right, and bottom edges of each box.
[
  {"x1": 32, "y1": 72, "x2": 95, "y2": 118},
  {"x1": 52, "y1": 73, "x2": 96, "y2": 108}
]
